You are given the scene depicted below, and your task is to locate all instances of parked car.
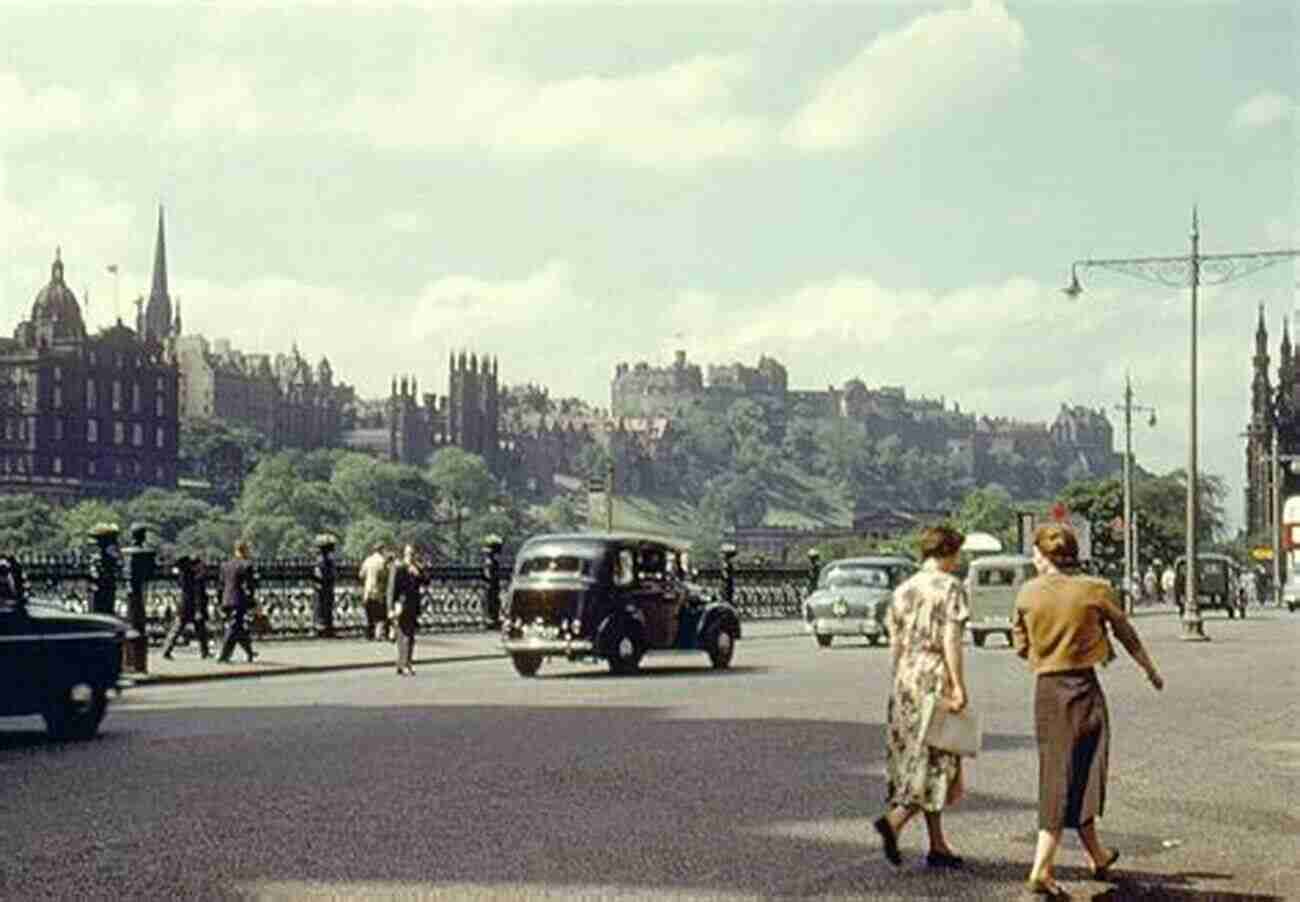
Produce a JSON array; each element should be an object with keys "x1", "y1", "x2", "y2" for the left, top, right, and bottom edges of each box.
[
  {"x1": 501, "y1": 533, "x2": 741, "y2": 677},
  {"x1": 802, "y1": 556, "x2": 917, "y2": 648},
  {"x1": 0, "y1": 555, "x2": 133, "y2": 740},
  {"x1": 1173, "y1": 554, "x2": 1246, "y2": 618},
  {"x1": 965, "y1": 553, "x2": 1036, "y2": 648}
]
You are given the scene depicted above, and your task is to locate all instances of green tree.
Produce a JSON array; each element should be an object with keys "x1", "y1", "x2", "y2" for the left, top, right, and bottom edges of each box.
[
  {"x1": 343, "y1": 516, "x2": 399, "y2": 559},
  {"x1": 954, "y1": 485, "x2": 1016, "y2": 547},
  {"x1": 0, "y1": 494, "x2": 64, "y2": 553},
  {"x1": 57, "y1": 500, "x2": 125, "y2": 553},
  {"x1": 289, "y1": 482, "x2": 350, "y2": 538},
  {"x1": 174, "y1": 516, "x2": 242, "y2": 560},
  {"x1": 426, "y1": 447, "x2": 498, "y2": 514},
  {"x1": 122, "y1": 489, "x2": 221, "y2": 543},
  {"x1": 538, "y1": 494, "x2": 584, "y2": 532}
]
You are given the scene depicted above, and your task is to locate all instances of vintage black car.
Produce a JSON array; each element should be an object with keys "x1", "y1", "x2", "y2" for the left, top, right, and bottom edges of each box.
[
  {"x1": 501, "y1": 533, "x2": 741, "y2": 677},
  {"x1": 0, "y1": 556, "x2": 132, "y2": 740}
]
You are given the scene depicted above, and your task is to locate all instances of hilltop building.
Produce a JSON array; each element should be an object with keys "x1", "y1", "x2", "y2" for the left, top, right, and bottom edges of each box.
[{"x1": 0, "y1": 243, "x2": 180, "y2": 499}]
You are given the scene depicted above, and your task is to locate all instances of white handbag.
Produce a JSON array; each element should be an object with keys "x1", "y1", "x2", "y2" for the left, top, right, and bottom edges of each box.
[{"x1": 920, "y1": 694, "x2": 982, "y2": 757}]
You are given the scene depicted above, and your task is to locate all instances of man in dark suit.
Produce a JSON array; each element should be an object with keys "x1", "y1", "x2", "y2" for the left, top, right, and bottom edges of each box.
[
  {"x1": 387, "y1": 544, "x2": 425, "y2": 676},
  {"x1": 217, "y1": 541, "x2": 258, "y2": 664},
  {"x1": 162, "y1": 554, "x2": 211, "y2": 660}
]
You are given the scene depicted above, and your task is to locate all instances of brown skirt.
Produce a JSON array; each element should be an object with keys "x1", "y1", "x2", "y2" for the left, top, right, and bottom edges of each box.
[{"x1": 1034, "y1": 668, "x2": 1109, "y2": 830}]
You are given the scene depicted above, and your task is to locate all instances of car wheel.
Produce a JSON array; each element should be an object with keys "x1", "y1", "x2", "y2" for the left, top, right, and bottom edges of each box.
[
  {"x1": 972, "y1": 631, "x2": 986, "y2": 648},
  {"x1": 606, "y1": 622, "x2": 645, "y2": 675},
  {"x1": 43, "y1": 682, "x2": 107, "y2": 741},
  {"x1": 705, "y1": 623, "x2": 737, "y2": 669},
  {"x1": 511, "y1": 653, "x2": 543, "y2": 677},
  {"x1": 815, "y1": 633, "x2": 833, "y2": 648}
]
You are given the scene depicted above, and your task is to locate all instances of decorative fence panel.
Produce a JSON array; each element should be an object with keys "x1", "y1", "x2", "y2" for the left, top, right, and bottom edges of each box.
[{"x1": 13, "y1": 552, "x2": 818, "y2": 644}]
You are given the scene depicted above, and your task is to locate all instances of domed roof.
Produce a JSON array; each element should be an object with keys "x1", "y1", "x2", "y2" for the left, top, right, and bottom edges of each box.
[{"x1": 30, "y1": 250, "x2": 86, "y2": 343}]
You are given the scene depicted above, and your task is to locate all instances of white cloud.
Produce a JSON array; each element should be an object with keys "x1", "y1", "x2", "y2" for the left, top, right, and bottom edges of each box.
[
  {"x1": 335, "y1": 51, "x2": 767, "y2": 165},
  {"x1": 407, "y1": 260, "x2": 588, "y2": 339},
  {"x1": 0, "y1": 70, "x2": 86, "y2": 140},
  {"x1": 783, "y1": 0, "x2": 1027, "y2": 152},
  {"x1": 1073, "y1": 44, "x2": 1131, "y2": 79},
  {"x1": 168, "y1": 58, "x2": 264, "y2": 136},
  {"x1": 1230, "y1": 92, "x2": 1295, "y2": 132}
]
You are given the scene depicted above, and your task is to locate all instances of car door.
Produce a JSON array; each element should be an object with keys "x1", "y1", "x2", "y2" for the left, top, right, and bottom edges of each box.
[{"x1": 0, "y1": 601, "x2": 38, "y2": 715}]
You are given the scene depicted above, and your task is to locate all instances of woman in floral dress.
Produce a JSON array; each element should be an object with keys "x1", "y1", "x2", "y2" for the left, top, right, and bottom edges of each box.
[{"x1": 873, "y1": 525, "x2": 971, "y2": 869}]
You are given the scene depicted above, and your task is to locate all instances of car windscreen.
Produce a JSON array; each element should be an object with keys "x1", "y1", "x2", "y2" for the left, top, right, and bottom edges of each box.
[
  {"x1": 518, "y1": 555, "x2": 591, "y2": 577},
  {"x1": 821, "y1": 566, "x2": 890, "y2": 589}
]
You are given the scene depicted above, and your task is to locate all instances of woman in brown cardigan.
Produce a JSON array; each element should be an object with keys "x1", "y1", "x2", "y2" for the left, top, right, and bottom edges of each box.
[{"x1": 1013, "y1": 524, "x2": 1164, "y2": 897}]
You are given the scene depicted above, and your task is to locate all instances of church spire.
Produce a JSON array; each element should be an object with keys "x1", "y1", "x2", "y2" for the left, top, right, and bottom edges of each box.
[
  {"x1": 151, "y1": 205, "x2": 168, "y2": 305},
  {"x1": 143, "y1": 205, "x2": 173, "y2": 343}
]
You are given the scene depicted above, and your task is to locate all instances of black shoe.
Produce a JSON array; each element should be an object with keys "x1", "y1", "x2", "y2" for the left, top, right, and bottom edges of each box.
[
  {"x1": 247, "y1": 652, "x2": 258, "y2": 663},
  {"x1": 216, "y1": 657, "x2": 232, "y2": 664},
  {"x1": 873, "y1": 816, "x2": 901, "y2": 866},
  {"x1": 927, "y1": 851, "x2": 964, "y2": 869},
  {"x1": 162, "y1": 650, "x2": 173, "y2": 660}
]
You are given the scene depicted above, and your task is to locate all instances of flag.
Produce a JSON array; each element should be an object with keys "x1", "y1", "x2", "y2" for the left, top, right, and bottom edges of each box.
[{"x1": 106, "y1": 264, "x2": 118, "y2": 274}]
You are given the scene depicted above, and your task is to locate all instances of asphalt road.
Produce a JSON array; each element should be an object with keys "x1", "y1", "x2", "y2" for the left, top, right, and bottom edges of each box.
[{"x1": 2, "y1": 609, "x2": 1297, "y2": 901}]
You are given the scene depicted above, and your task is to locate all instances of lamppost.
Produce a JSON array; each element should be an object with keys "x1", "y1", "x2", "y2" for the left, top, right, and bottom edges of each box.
[
  {"x1": 1116, "y1": 373, "x2": 1156, "y2": 614},
  {"x1": 1064, "y1": 207, "x2": 1299, "y2": 640}
]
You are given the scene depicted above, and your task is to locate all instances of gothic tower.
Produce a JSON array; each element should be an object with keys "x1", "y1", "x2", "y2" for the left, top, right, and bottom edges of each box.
[
  {"x1": 142, "y1": 205, "x2": 173, "y2": 345},
  {"x1": 1246, "y1": 305, "x2": 1275, "y2": 536}
]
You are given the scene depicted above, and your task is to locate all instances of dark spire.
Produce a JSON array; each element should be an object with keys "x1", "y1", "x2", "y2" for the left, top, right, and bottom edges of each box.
[
  {"x1": 1256, "y1": 304, "x2": 1268, "y2": 354},
  {"x1": 151, "y1": 206, "x2": 168, "y2": 303},
  {"x1": 143, "y1": 205, "x2": 173, "y2": 343}
]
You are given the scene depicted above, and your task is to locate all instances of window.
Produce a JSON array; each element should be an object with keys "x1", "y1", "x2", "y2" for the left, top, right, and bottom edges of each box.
[
  {"x1": 132, "y1": 460, "x2": 141, "y2": 476},
  {"x1": 155, "y1": 376, "x2": 164, "y2": 392},
  {"x1": 112, "y1": 380, "x2": 122, "y2": 411},
  {"x1": 519, "y1": 556, "x2": 590, "y2": 577},
  {"x1": 132, "y1": 423, "x2": 143, "y2": 446},
  {"x1": 52, "y1": 386, "x2": 62, "y2": 409},
  {"x1": 155, "y1": 393, "x2": 164, "y2": 417},
  {"x1": 53, "y1": 366, "x2": 63, "y2": 382},
  {"x1": 614, "y1": 549, "x2": 635, "y2": 587},
  {"x1": 155, "y1": 465, "x2": 165, "y2": 481},
  {"x1": 114, "y1": 422, "x2": 125, "y2": 445},
  {"x1": 114, "y1": 460, "x2": 123, "y2": 477},
  {"x1": 52, "y1": 457, "x2": 62, "y2": 475},
  {"x1": 53, "y1": 419, "x2": 63, "y2": 441},
  {"x1": 87, "y1": 419, "x2": 98, "y2": 443},
  {"x1": 131, "y1": 383, "x2": 141, "y2": 414},
  {"x1": 88, "y1": 350, "x2": 97, "y2": 366},
  {"x1": 86, "y1": 379, "x2": 97, "y2": 410},
  {"x1": 4, "y1": 419, "x2": 12, "y2": 441},
  {"x1": 87, "y1": 459, "x2": 96, "y2": 477},
  {"x1": 155, "y1": 426, "x2": 165, "y2": 448}
]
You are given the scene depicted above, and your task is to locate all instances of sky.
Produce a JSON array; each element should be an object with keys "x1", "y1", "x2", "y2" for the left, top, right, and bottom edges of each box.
[{"x1": 1, "y1": 0, "x2": 1296, "y2": 531}]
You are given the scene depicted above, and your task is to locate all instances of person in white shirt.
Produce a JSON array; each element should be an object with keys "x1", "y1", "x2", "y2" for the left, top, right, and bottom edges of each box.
[{"x1": 359, "y1": 545, "x2": 391, "y2": 641}]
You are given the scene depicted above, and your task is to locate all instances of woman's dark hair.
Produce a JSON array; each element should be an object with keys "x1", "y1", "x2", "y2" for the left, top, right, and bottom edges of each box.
[
  {"x1": 1034, "y1": 523, "x2": 1079, "y2": 567},
  {"x1": 918, "y1": 525, "x2": 964, "y2": 560}
]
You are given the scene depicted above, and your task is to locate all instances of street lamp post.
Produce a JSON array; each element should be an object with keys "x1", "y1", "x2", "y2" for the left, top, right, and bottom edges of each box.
[
  {"x1": 1064, "y1": 207, "x2": 1299, "y2": 641},
  {"x1": 1117, "y1": 373, "x2": 1156, "y2": 614}
]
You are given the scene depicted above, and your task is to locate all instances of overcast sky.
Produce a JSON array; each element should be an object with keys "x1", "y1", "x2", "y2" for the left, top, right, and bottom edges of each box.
[{"x1": 1, "y1": 1, "x2": 1295, "y2": 530}]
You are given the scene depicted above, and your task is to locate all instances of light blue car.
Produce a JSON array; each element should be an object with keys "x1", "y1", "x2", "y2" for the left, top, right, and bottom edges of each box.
[{"x1": 803, "y1": 556, "x2": 917, "y2": 648}]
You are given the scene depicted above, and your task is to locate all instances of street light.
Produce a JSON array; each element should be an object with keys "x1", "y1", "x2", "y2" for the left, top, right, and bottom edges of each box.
[
  {"x1": 1116, "y1": 373, "x2": 1157, "y2": 614},
  {"x1": 1064, "y1": 207, "x2": 1299, "y2": 640}
]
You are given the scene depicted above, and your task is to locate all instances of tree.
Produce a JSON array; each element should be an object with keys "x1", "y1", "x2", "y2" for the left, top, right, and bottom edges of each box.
[
  {"x1": 343, "y1": 516, "x2": 399, "y2": 559},
  {"x1": 122, "y1": 489, "x2": 221, "y2": 543},
  {"x1": 289, "y1": 482, "x2": 350, "y2": 538},
  {"x1": 538, "y1": 494, "x2": 584, "y2": 532},
  {"x1": 0, "y1": 494, "x2": 64, "y2": 553},
  {"x1": 954, "y1": 485, "x2": 1016, "y2": 547},
  {"x1": 178, "y1": 417, "x2": 268, "y2": 501},
  {"x1": 237, "y1": 453, "x2": 300, "y2": 520},
  {"x1": 57, "y1": 500, "x2": 125, "y2": 553},
  {"x1": 174, "y1": 517, "x2": 242, "y2": 560},
  {"x1": 426, "y1": 448, "x2": 498, "y2": 514}
]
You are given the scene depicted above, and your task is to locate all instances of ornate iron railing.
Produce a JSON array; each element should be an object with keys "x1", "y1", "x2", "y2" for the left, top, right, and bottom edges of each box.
[{"x1": 13, "y1": 553, "x2": 817, "y2": 643}]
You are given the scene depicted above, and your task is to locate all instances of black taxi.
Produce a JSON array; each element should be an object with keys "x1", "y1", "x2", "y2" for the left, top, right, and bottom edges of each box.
[
  {"x1": 0, "y1": 556, "x2": 133, "y2": 740},
  {"x1": 501, "y1": 532, "x2": 741, "y2": 677}
]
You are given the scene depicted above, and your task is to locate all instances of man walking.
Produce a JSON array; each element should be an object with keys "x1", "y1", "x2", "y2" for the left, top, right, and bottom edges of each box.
[
  {"x1": 162, "y1": 555, "x2": 211, "y2": 660},
  {"x1": 217, "y1": 541, "x2": 258, "y2": 664},
  {"x1": 388, "y1": 544, "x2": 425, "y2": 676},
  {"x1": 359, "y1": 543, "x2": 390, "y2": 641}
]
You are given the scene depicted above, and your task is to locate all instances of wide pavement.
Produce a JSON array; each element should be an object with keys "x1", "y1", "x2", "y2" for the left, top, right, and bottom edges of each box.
[{"x1": 2, "y1": 607, "x2": 1296, "y2": 901}]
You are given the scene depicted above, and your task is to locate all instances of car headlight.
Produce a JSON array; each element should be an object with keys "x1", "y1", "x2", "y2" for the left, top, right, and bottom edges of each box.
[{"x1": 832, "y1": 598, "x2": 849, "y2": 617}]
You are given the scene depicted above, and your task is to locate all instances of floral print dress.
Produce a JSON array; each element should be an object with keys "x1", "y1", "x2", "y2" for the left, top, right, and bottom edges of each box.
[{"x1": 884, "y1": 559, "x2": 970, "y2": 812}]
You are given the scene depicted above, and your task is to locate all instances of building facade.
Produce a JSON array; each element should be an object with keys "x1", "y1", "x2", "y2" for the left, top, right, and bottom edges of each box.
[{"x1": 0, "y1": 249, "x2": 180, "y2": 499}]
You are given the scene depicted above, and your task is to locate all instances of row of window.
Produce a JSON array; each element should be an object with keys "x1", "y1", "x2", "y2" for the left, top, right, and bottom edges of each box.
[
  {"x1": 1, "y1": 454, "x2": 168, "y2": 482},
  {"x1": 1, "y1": 418, "x2": 167, "y2": 449},
  {"x1": 74, "y1": 378, "x2": 168, "y2": 416}
]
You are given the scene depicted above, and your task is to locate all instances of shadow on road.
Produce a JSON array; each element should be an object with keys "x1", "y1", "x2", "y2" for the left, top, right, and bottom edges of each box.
[{"x1": 0, "y1": 700, "x2": 1286, "y2": 901}]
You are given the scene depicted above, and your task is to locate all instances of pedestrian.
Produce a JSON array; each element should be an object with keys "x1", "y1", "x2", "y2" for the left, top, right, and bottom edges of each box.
[
  {"x1": 217, "y1": 540, "x2": 259, "y2": 664},
  {"x1": 310, "y1": 534, "x2": 337, "y2": 638},
  {"x1": 388, "y1": 544, "x2": 425, "y2": 676},
  {"x1": 1013, "y1": 523, "x2": 1164, "y2": 898},
  {"x1": 1142, "y1": 566, "x2": 1158, "y2": 605},
  {"x1": 872, "y1": 524, "x2": 971, "y2": 870},
  {"x1": 162, "y1": 554, "x2": 211, "y2": 660},
  {"x1": 359, "y1": 542, "x2": 390, "y2": 641},
  {"x1": 1161, "y1": 563, "x2": 1176, "y2": 605}
]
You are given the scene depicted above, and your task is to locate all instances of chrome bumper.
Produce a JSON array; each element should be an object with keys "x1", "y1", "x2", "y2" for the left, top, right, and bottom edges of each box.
[
  {"x1": 501, "y1": 636, "x2": 596, "y2": 657},
  {"x1": 806, "y1": 617, "x2": 884, "y2": 637}
]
